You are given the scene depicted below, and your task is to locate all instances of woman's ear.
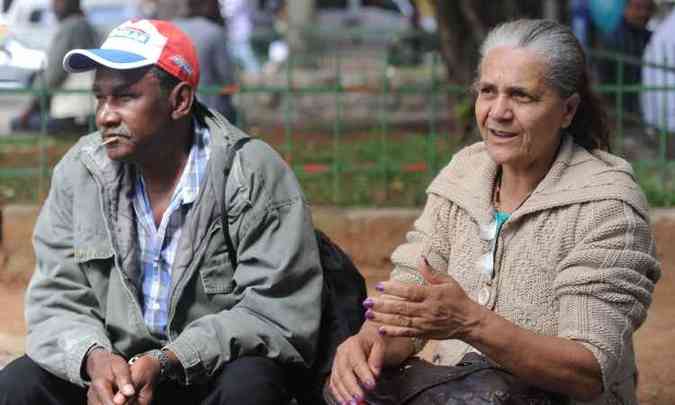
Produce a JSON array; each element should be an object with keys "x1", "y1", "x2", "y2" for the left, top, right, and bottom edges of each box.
[
  {"x1": 561, "y1": 93, "x2": 581, "y2": 129},
  {"x1": 169, "y1": 82, "x2": 195, "y2": 120}
]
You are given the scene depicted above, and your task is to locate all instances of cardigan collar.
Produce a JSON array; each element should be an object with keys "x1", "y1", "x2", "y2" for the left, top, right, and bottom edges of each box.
[{"x1": 427, "y1": 135, "x2": 650, "y2": 226}]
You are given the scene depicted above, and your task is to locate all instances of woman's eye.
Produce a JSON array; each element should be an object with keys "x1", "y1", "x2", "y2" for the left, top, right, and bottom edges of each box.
[{"x1": 513, "y1": 92, "x2": 533, "y2": 102}]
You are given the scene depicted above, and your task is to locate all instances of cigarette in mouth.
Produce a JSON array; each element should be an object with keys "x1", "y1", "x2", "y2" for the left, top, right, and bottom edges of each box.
[{"x1": 101, "y1": 136, "x2": 120, "y2": 146}]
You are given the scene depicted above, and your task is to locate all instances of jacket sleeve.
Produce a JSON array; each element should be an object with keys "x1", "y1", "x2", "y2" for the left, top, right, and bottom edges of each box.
[
  {"x1": 25, "y1": 160, "x2": 112, "y2": 387},
  {"x1": 554, "y1": 199, "x2": 661, "y2": 392},
  {"x1": 166, "y1": 140, "x2": 323, "y2": 385}
]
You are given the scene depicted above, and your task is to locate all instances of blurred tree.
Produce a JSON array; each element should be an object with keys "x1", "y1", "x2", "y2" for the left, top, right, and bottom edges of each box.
[
  {"x1": 432, "y1": 0, "x2": 547, "y2": 85},
  {"x1": 430, "y1": 0, "x2": 571, "y2": 138},
  {"x1": 287, "y1": 0, "x2": 316, "y2": 60}
]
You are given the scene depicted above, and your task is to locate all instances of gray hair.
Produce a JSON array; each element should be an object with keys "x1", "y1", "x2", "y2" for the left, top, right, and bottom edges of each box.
[
  {"x1": 477, "y1": 19, "x2": 610, "y2": 151},
  {"x1": 479, "y1": 19, "x2": 583, "y2": 98}
]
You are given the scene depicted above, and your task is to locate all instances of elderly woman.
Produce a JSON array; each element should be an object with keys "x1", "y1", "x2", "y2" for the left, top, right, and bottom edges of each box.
[{"x1": 328, "y1": 19, "x2": 660, "y2": 405}]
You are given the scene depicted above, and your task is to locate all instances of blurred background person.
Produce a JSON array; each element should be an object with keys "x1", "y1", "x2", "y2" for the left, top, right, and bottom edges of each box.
[
  {"x1": 596, "y1": 0, "x2": 655, "y2": 115},
  {"x1": 10, "y1": 0, "x2": 98, "y2": 134},
  {"x1": 221, "y1": 0, "x2": 262, "y2": 74},
  {"x1": 641, "y1": 7, "x2": 675, "y2": 155},
  {"x1": 175, "y1": 0, "x2": 237, "y2": 123}
]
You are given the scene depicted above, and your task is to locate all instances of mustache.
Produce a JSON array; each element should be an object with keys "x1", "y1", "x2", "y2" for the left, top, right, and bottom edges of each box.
[{"x1": 102, "y1": 123, "x2": 132, "y2": 138}]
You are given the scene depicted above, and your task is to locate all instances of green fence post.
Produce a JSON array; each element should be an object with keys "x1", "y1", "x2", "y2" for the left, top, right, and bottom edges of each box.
[
  {"x1": 284, "y1": 46, "x2": 295, "y2": 164},
  {"x1": 428, "y1": 52, "x2": 439, "y2": 181},
  {"x1": 38, "y1": 75, "x2": 49, "y2": 202},
  {"x1": 378, "y1": 56, "x2": 391, "y2": 204},
  {"x1": 615, "y1": 56, "x2": 624, "y2": 155},
  {"x1": 659, "y1": 44, "x2": 671, "y2": 195},
  {"x1": 333, "y1": 50, "x2": 343, "y2": 205}
]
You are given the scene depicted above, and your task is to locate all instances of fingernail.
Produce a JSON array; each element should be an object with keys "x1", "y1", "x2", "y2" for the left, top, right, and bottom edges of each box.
[
  {"x1": 122, "y1": 384, "x2": 135, "y2": 395},
  {"x1": 375, "y1": 282, "x2": 384, "y2": 292},
  {"x1": 365, "y1": 309, "x2": 374, "y2": 320},
  {"x1": 365, "y1": 380, "x2": 376, "y2": 389},
  {"x1": 362, "y1": 298, "x2": 374, "y2": 308},
  {"x1": 377, "y1": 326, "x2": 385, "y2": 336}
]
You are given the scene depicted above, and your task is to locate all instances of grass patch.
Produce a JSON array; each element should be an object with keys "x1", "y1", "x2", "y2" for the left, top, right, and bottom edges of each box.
[{"x1": 2, "y1": 131, "x2": 675, "y2": 207}]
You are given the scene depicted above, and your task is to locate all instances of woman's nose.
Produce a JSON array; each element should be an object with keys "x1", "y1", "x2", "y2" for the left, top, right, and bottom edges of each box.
[{"x1": 489, "y1": 96, "x2": 513, "y2": 121}]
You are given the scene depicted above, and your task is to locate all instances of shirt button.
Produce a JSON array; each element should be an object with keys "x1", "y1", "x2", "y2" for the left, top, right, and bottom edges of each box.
[
  {"x1": 478, "y1": 286, "x2": 491, "y2": 306},
  {"x1": 152, "y1": 302, "x2": 161, "y2": 310}
]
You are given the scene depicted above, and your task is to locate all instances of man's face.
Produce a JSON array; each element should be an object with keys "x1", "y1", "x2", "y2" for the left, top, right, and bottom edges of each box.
[
  {"x1": 624, "y1": 0, "x2": 655, "y2": 28},
  {"x1": 52, "y1": 0, "x2": 67, "y2": 20},
  {"x1": 93, "y1": 67, "x2": 172, "y2": 163}
]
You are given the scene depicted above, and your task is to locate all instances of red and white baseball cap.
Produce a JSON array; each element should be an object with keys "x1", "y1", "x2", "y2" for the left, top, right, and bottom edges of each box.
[{"x1": 63, "y1": 19, "x2": 200, "y2": 87}]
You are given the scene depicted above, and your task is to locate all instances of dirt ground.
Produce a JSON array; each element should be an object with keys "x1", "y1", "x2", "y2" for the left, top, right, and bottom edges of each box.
[{"x1": 0, "y1": 206, "x2": 674, "y2": 404}]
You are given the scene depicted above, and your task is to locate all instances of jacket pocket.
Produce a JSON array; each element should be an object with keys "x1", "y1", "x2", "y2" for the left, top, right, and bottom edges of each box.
[
  {"x1": 74, "y1": 244, "x2": 114, "y2": 263},
  {"x1": 200, "y1": 253, "x2": 235, "y2": 294}
]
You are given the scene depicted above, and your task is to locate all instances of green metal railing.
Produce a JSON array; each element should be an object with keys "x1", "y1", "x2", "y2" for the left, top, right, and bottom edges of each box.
[{"x1": 2, "y1": 43, "x2": 675, "y2": 206}]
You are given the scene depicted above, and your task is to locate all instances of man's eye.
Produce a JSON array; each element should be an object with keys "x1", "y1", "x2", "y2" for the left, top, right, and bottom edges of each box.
[{"x1": 478, "y1": 87, "x2": 495, "y2": 96}]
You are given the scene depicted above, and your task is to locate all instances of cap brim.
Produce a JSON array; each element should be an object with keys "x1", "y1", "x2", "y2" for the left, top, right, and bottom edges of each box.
[{"x1": 63, "y1": 49, "x2": 154, "y2": 73}]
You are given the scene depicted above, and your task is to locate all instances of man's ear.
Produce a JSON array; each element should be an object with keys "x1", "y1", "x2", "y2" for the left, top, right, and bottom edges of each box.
[{"x1": 169, "y1": 82, "x2": 195, "y2": 120}]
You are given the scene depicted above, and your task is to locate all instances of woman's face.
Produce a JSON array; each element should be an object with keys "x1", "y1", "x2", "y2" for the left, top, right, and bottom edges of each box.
[{"x1": 474, "y1": 46, "x2": 579, "y2": 173}]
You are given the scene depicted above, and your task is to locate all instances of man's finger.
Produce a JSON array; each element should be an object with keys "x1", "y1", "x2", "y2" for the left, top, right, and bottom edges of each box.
[
  {"x1": 111, "y1": 357, "x2": 135, "y2": 397},
  {"x1": 91, "y1": 379, "x2": 116, "y2": 405},
  {"x1": 113, "y1": 392, "x2": 130, "y2": 405}
]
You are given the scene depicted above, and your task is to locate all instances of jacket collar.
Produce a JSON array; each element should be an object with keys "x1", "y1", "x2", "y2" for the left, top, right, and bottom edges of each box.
[{"x1": 427, "y1": 135, "x2": 649, "y2": 226}]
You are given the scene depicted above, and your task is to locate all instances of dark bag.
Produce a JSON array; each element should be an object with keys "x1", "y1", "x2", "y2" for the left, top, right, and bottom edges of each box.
[
  {"x1": 221, "y1": 137, "x2": 368, "y2": 405},
  {"x1": 324, "y1": 353, "x2": 569, "y2": 405}
]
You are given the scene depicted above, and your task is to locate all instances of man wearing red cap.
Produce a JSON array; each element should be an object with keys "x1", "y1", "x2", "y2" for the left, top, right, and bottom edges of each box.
[{"x1": 0, "y1": 19, "x2": 323, "y2": 405}]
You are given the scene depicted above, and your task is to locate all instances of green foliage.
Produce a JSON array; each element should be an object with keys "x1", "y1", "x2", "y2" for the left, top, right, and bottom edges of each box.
[
  {"x1": 634, "y1": 162, "x2": 675, "y2": 207},
  {"x1": 2, "y1": 133, "x2": 675, "y2": 207}
]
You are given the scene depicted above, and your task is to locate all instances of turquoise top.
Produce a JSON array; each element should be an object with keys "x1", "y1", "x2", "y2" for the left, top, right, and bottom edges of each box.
[{"x1": 495, "y1": 211, "x2": 511, "y2": 234}]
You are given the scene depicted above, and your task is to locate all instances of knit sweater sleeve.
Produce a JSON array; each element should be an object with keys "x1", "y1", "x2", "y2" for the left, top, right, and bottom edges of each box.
[
  {"x1": 390, "y1": 192, "x2": 451, "y2": 285},
  {"x1": 554, "y1": 199, "x2": 660, "y2": 391}
]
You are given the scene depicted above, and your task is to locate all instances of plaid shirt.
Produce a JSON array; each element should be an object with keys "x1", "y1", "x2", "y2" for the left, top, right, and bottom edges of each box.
[{"x1": 133, "y1": 121, "x2": 211, "y2": 337}]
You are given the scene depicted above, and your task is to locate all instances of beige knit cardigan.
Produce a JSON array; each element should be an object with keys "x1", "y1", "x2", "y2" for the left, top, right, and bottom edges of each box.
[{"x1": 390, "y1": 135, "x2": 661, "y2": 405}]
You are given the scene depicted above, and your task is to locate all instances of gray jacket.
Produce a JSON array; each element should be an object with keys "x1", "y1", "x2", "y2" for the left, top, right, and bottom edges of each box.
[{"x1": 25, "y1": 106, "x2": 323, "y2": 387}]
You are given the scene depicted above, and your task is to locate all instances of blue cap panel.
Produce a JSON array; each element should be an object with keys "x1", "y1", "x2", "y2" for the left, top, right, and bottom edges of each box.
[{"x1": 66, "y1": 49, "x2": 147, "y2": 70}]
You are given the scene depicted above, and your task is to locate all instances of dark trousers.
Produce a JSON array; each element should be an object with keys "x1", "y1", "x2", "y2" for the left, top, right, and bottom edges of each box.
[{"x1": 0, "y1": 355, "x2": 292, "y2": 405}]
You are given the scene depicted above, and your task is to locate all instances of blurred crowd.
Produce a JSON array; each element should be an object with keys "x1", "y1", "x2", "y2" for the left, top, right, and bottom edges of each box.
[{"x1": 3, "y1": 0, "x2": 675, "y2": 144}]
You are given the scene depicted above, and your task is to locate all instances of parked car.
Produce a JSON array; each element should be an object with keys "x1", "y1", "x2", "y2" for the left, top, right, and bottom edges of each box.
[{"x1": 0, "y1": 0, "x2": 130, "y2": 90}]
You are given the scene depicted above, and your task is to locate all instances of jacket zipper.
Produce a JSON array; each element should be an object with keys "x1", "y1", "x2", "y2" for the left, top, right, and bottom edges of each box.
[{"x1": 88, "y1": 163, "x2": 147, "y2": 329}]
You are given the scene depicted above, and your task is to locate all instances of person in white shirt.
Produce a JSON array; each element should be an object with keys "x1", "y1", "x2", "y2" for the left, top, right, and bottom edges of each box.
[{"x1": 641, "y1": 8, "x2": 675, "y2": 138}]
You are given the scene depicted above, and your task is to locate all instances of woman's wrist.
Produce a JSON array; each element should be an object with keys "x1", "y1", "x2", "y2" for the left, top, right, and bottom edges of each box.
[{"x1": 459, "y1": 300, "x2": 491, "y2": 345}]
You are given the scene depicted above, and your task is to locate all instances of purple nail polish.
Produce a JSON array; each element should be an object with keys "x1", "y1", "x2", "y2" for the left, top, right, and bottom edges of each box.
[
  {"x1": 377, "y1": 326, "x2": 385, "y2": 336},
  {"x1": 365, "y1": 309, "x2": 374, "y2": 320},
  {"x1": 375, "y1": 282, "x2": 384, "y2": 292},
  {"x1": 362, "y1": 298, "x2": 374, "y2": 308}
]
